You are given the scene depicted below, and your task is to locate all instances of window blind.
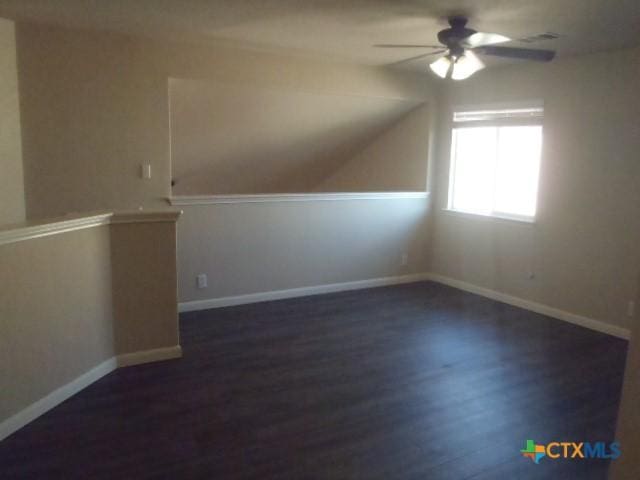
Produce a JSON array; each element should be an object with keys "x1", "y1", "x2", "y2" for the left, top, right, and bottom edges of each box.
[{"x1": 453, "y1": 107, "x2": 544, "y2": 124}]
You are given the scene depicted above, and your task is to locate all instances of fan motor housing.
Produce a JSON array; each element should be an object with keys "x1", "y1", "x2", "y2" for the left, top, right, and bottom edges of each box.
[{"x1": 438, "y1": 16, "x2": 476, "y2": 49}]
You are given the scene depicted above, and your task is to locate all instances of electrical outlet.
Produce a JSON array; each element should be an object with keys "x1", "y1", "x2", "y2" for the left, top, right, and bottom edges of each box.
[
  {"x1": 197, "y1": 273, "x2": 208, "y2": 289},
  {"x1": 401, "y1": 253, "x2": 409, "y2": 266},
  {"x1": 627, "y1": 301, "x2": 636, "y2": 318}
]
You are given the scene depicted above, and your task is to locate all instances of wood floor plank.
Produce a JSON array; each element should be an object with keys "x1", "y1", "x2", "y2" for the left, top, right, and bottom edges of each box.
[{"x1": 0, "y1": 281, "x2": 627, "y2": 479}]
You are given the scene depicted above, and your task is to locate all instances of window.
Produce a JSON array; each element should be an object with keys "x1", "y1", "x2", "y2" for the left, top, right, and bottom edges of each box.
[{"x1": 447, "y1": 105, "x2": 543, "y2": 221}]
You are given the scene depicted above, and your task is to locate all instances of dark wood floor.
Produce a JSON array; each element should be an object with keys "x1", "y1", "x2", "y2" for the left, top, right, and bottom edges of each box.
[{"x1": 0, "y1": 282, "x2": 628, "y2": 479}]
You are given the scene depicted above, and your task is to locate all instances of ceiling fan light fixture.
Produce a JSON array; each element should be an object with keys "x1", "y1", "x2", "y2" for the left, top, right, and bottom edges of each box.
[
  {"x1": 429, "y1": 50, "x2": 484, "y2": 80},
  {"x1": 451, "y1": 50, "x2": 485, "y2": 80},
  {"x1": 386, "y1": 16, "x2": 555, "y2": 81},
  {"x1": 429, "y1": 55, "x2": 452, "y2": 78}
]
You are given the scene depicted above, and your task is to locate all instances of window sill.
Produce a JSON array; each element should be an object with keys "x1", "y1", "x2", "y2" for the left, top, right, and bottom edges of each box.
[{"x1": 441, "y1": 208, "x2": 536, "y2": 225}]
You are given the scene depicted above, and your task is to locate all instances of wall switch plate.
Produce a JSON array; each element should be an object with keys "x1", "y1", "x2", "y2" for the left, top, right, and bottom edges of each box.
[
  {"x1": 197, "y1": 274, "x2": 208, "y2": 289},
  {"x1": 141, "y1": 163, "x2": 152, "y2": 180},
  {"x1": 401, "y1": 253, "x2": 409, "y2": 266}
]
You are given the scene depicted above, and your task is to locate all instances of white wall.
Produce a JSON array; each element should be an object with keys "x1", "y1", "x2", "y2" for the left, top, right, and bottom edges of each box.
[
  {"x1": 178, "y1": 197, "x2": 431, "y2": 303},
  {"x1": 0, "y1": 18, "x2": 25, "y2": 225},
  {"x1": 431, "y1": 47, "x2": 640, "y2": 331}
]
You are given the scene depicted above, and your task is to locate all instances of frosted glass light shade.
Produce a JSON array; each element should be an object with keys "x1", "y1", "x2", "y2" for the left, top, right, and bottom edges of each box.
[
  {"x1": 451, "y1": 51, "x2": 485, "y2": 80},
  {"x1": 429, "y1": 56, "x2": 452, "y2": 78},
  {"x1": 430, "y1": 51, "x2": 485, "y2": 80}
]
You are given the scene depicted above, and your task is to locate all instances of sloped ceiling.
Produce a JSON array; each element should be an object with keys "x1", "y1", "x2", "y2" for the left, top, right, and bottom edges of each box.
[
  {"x1": 0, "y1": 0, "x2": 639, "y2": 71},
  {"x1": 317, "y1": 104, "x2": 430, "y2": 192},
  {"x1": 170, "y1": 79, "x2": 424, "y2": 194}
]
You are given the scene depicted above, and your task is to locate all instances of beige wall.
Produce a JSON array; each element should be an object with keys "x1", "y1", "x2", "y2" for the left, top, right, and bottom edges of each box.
[
  {"x1": 170, "y1": 78, "x2": 426, "y2": 194},
  {"x1": 0, "y1": 226, "x2": 114, "y2": 422},
  {"x1": 610, "y1": 276, "x2": 640, "y2": 479},
  {"x1": 15, "y1": 22, "x2": 436, "y2": 219},
  {"x1": 430, "y1": 47, "x2": 640, "y2": 331},
  {"x1": 178, "y1": 198, "x2": 431, "y2": 302},
  {"x1": 16, "y1": 23, "x2": 170, "y2": 219},
  {"x1": 0, "y1": 18, "x2": 25, "y2": 225},
  {"x1": 11, "y1": 21, "x2": 438, "y2": 305},
  {"x1": 317, "y1": 104, "x2": 431, "y2": 192},
  {"x1": 0, "y1": 213, "x2": 180, "y2": 428},
  {"x1": 111, "y1": 221, "x2": 179, "y2": 353}
]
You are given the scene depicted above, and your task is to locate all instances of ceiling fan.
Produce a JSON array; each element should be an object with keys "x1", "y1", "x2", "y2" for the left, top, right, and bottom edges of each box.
[{"x1": 376, "y1": 16, "x2": 556, "y2": 80}]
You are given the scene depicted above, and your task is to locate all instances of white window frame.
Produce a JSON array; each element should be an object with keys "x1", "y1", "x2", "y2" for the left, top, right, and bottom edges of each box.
[{"x1": 446, "y1": 101, "x2": 544, "y2": 224}]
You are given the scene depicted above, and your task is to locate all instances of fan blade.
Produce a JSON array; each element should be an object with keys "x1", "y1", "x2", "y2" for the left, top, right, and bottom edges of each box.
[
  {"x1": 461, "y1": 32, "x2": 510, "y2": 48},
  {"x1": 388, "y1": 50, "x2": 447, "y2": 67},
  {"x1": 374, "y1": 44, "x2": 443, "y2": 49},
  {"x1": 476, "y1": 46, "x2": 556, "y2": 62}
]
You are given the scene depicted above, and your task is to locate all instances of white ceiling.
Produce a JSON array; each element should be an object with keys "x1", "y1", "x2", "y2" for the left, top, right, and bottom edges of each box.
[{"x1": 0, "y1": 0, "x2": 639, "y2": 70}]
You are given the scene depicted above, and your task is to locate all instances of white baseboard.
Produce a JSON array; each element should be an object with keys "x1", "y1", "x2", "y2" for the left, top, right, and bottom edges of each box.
[
  {"x1": 0, "y1": 345, "x2": 182, "y2": 442},
  {"x1": 425, "y1": 273, "x2": 630, "y2": 340},
  {"x1": 2, "y1": 272, "x2": 627, "y2": 443},
  {"x1": 180, "y1": 271, "x2": 629, "y2": 340},
  {"x1": 116, "y1": 345, "x2": 183, "y2": 367},
  {"x1": 0, "y1": 357, "x2": 117, "y2": 442},
  {"x1": 179, "y1": 272, "x2": 432, "y2": 313}
]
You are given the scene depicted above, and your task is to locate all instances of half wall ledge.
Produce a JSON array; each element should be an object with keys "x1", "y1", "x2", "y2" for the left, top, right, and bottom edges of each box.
[
  {"x1": 0, "y1": 209, "x2": 183, "y2": 246},
  {"x1": 168, "y1": 192, "x2": 429, "y2": 205}
]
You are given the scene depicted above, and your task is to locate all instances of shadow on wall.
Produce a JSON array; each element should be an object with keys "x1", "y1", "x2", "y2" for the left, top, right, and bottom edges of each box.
[{"x1": 169, "y1": 78, "x2": 430, "y2": 194}]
